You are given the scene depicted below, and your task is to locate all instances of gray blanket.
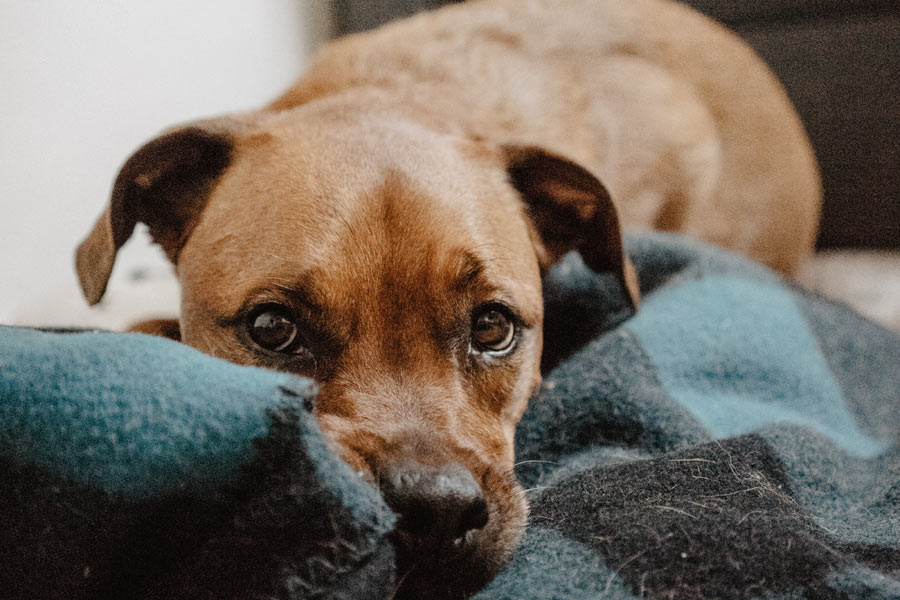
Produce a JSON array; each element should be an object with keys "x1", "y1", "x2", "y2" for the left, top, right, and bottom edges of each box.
[{"x1": 1, "y1": 233, "x2": 898, "y2": 599}]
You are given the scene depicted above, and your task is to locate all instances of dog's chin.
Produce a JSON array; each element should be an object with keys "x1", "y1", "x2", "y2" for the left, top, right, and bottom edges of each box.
[{"x1": 390, "y1": 468, "x2": 528, "y2": 600}]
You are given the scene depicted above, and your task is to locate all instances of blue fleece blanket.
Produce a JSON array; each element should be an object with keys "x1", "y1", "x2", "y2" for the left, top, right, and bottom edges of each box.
[{"x1": 2, "y1": 233, "x2": 898, "y2": 599}]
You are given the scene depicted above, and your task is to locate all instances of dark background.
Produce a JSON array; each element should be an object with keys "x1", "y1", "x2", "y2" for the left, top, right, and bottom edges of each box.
[{"x1": 332, "y1": 0, "x2": 899, "y2": 250}]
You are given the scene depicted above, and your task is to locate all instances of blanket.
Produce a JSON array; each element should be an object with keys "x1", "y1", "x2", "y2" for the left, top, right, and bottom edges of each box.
[{"x1": 1, "y1": 233, "x2": 898, "y2": 599}]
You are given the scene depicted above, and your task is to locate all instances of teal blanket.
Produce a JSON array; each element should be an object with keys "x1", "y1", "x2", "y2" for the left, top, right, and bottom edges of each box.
[{"x1": 2, "y1": 234, "x2": 898, "y2": 599}]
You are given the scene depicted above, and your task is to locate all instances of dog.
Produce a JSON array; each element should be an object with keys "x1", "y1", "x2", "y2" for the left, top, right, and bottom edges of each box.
[{"x1": 74, "y1": 0, "x2": 820, "y2": 596}]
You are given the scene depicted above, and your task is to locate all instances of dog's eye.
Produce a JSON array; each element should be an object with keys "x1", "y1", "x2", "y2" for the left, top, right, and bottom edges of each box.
[
  {"x1": 247, "y1": 304, "x2": 302, "y2": 352},
  {"x1": 472, "y1": 305, "x2": 516, "y2": 353}
]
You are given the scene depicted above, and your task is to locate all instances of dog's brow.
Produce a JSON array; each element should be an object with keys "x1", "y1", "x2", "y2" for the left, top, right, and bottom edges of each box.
[
  {"x1": 452, "y1": 251, "x2": 486, "y2": 291},
  {"x1": 240, "y1": 276, "x2": 326, "y2": 316}
]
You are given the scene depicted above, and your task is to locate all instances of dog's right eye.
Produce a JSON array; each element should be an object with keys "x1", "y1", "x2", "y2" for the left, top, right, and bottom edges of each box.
[
  {"x1": 471, "y1": 304, "x2": 517, "y2": 355},
  {"x1": 247, "y1": 304, "x2": 302, "y2": 352}
]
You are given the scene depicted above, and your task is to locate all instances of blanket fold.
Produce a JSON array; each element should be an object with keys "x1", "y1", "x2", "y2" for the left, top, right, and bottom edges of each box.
[
  {"x1": 1, "y1": 233, "x2": 898, "y2": 599},
  {"x1": 0, "y1": 326, "x2": 395, "y2": 599}
]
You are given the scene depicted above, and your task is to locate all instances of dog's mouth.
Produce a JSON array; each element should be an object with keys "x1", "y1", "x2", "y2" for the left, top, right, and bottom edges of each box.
[
  {"x1": 385, "y1": 469, "x2": 528, "y2": 600},
  {"x1": 389, "y1": 531, "x2": 482, "y2": 600},
  {"x1": 391, "y1": 527, "x2": 478, "y2": 560},
  {"x1": 388, "y1": 525, "x2": 491, "y2": 600},
  {"x1": 388, "y1": 505, "x2": 487, "y2": 569}
]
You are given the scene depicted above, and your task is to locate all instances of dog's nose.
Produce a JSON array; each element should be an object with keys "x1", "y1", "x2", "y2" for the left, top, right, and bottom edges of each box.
[{"x1": 380, "y1": 460, "x2": 489, "y2": 546}]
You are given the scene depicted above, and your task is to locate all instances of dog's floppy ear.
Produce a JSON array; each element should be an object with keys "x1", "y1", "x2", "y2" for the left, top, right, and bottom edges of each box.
[
  {"x1": 76, "y1": 118, "x2": 242, "y2": 305},
  {"x1": 503, "y1": 145, "x2": 640, "y2": 311}
]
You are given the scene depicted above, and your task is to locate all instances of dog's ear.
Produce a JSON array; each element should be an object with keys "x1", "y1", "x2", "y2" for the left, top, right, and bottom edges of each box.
[
  {"x1": 502, "y1": 145, "x2": 640, "y2": 311},
  {"x1": 76, "y1": 118, "x2": 243, "y2": 305}
]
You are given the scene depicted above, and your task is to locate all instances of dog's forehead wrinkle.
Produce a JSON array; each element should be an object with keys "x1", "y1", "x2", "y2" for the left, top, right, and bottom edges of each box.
[
  {"x1": 452, "y1": 250, "x2": 487, "y2": 291},
  {"x1": 330, "y1": 367, "x2": 463, "y2": 427},
  {"x1": 316, "y1": 173, "x2": 480, "y2": 312}
]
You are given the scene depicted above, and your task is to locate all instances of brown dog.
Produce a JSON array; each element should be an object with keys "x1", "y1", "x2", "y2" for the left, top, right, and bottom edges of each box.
[{"x1": 75, "y1": 0, "x2": 820, "y2": 596}]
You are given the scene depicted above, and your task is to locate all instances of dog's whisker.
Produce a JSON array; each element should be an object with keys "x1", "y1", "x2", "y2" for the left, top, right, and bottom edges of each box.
[
  {"x1": 513, "y1": 459, "x2": 559, "y2": 467},
  {"x1": 388, "y1": 564, "x2": 417, "y2": 600}
]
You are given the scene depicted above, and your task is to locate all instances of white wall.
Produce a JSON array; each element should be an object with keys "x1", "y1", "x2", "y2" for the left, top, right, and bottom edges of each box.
[{"x1": 0, "y1": 0, "x2": 330, "y2": 327}]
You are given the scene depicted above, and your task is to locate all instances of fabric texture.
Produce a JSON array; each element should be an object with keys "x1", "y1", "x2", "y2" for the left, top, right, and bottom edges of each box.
[
  {"x1": 2, "y1": 233, "x2": 898, "y2": 599},
  {"x1": 0, "y1": 326, "x2": 395, "y2": 599}
]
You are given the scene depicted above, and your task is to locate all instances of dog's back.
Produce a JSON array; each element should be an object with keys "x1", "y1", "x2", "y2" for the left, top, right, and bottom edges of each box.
[{"x1": 271, "y1": 0, "x2": 821, "y2": 274}]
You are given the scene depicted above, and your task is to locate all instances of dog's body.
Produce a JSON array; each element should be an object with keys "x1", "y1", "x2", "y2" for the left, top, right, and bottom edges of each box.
[
  {"x1": 273, "y1": 0, "x2": 820, "y2": 274},
  {"x1": 76, "y1": 0, "x2": 820, "y2": 597}
]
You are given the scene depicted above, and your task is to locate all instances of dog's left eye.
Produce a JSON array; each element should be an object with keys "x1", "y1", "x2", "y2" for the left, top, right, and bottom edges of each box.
[
  {"x1": 472, "y1": 305, "x2": 516, "y2": 354},
  {"x1": 247, "y1": 303, "x2": 303, "y2": 353}
]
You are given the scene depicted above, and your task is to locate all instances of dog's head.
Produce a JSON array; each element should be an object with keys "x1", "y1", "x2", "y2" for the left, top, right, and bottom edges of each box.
[{"x1": 76, "y1": 100, "x2": 638, "y2": 598}]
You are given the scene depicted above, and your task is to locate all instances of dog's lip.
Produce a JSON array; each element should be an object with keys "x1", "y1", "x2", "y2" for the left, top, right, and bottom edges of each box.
[{"x1": 389, "y1": 526, "x2": 482, "y2": 567}]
